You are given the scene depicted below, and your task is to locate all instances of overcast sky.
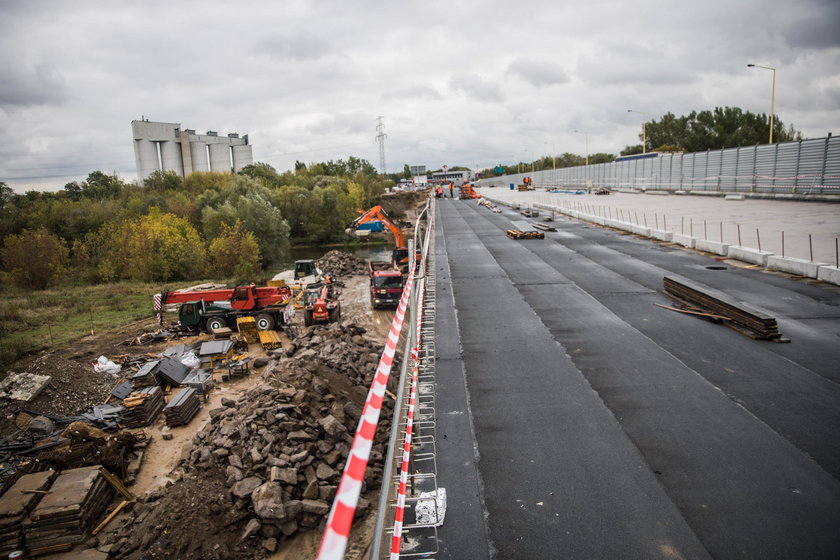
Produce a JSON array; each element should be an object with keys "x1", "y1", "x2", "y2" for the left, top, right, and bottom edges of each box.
[{"x1": 1, "y1": 0, "x2": 838, "y2": 192}]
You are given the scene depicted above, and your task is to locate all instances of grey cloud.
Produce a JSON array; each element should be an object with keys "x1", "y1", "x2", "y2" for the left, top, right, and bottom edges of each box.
[
  {"x1": 381, "y1": 86, "x2": 442, "y2": 101},
  {"x1": 306, "y1": 111, "x2": 372, "y2": 135},
  {"x1": 450, "y1": 73, "x2": 504, "y2": 103},
  {"x1": 0, "y1": 61, "x2": 68, "y2": 108},
  {"x1": 508, "y1": 57, "x2": 570, "y2": 87}
]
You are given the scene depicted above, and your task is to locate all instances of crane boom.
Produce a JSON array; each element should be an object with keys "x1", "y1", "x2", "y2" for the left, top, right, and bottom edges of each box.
[{"x1": 346, "y1": 206, "x2": 409, "y2": 269}]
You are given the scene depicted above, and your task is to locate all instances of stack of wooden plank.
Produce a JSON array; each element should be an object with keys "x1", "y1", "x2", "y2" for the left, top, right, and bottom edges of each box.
[
  {"x1": 258, "y1": 330, "x2": 282, "y2": 351},
  {"x1": 121, "y1": 386, "x2": 165, "y2": 428},
  {"x1": 163, "y1": 388, "x2": 201, "y2": 427},
  {"x1": 236, "y1": 316, "x2": 259, "y2": 344},
  {"x1": 506, "y1": 230, "x2": 544, "y2": 240},
  {"x1": 662, "y1": 275, "x2": 786, "y2": 341},
  {"x1": 0, "y1": 471, "x2": 57, "y2": 556},
  {"x1": 22, "y1": 466, "x2": 113, "y2": 552}
]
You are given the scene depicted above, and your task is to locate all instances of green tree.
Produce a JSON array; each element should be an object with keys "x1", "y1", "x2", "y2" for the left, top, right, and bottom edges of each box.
[
  {"x1": 620, "y1": 145, "x2": 644, "y2": 156},
  {"x1": 644, "y1": 107, "x2": 803, "y2": 152},
  {"x1": 238, "y1": 162, "x2": 281, "y2": 186},
  {"x1": 144, "y1": 170, "x2": 183, "y2": 192},
  {"x1": 1, "y1": 228, "x2": 69, "y2": 289},
  {"x1": 207, "y1": 220, "x2": 262, "y2": 282}
]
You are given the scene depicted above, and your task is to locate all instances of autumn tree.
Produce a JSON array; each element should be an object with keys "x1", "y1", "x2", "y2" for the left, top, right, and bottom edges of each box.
[
  {"x1": 80, "y1": 209, "x2": 205, "y2": 282},
  {"x1": 1, "y1": 229, "x2": 68, "y2": 289},
  {"x1": 207, "y1": 220, "x2": 262, "y2": 282}
]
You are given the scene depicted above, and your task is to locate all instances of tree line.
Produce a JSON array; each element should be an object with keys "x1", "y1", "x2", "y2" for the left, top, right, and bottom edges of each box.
[
  {"x1": 481, "y1": 106, "x2": 802, "y2": 176},
  {"x1": 0, "y1": 157, "x2": 391, "y2": 290}
]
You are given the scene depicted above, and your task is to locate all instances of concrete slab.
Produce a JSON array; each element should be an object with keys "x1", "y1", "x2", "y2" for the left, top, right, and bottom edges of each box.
[
  {"x1": 673, "y1": 233, "x2": 697, "y2": 248},
  {"x1": 766, "y1": 255, "x2": 828, "y2": 277},
  {"x1": 0, "y1": 373, "x2": 51, "y2": 402},
  {"x1": 728, "y1": 246, "x2": 773, "y2": 266},
  {"x1": 817, "y1": 265, "x2": 840, "y2": 286},
  {"x1": 695, "y1": 239, "x2": 730, "y2": 256}
]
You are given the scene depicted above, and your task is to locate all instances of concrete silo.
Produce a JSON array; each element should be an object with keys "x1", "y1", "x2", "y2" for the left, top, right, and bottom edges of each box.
[
  {"x1": 208, "y1": 143, "x2": 232, "y2": 172},
  {"x1": 190, "y1": 142, "x2": 210, "y2": 172},
  {"x1": 232, "y1": 145, "x2": 253, "y2": 172},
  {"x1": 160, "y1": 141, "x2": 184, "y2": 177},
  {"x1": 133, "y1": 138, "x2": 160, "y2": 180}
]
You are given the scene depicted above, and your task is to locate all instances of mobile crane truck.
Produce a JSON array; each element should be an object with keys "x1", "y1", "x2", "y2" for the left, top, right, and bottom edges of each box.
[{"x1": 153, "y1": 284, "x2": 293, "y2": 333}]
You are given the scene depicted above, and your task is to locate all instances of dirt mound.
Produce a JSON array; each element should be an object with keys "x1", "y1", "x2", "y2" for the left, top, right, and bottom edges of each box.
[
  {"x1": 380, "y1": 190, "x2": 426, "y2": 220},
  {"x1": 316, "y1": 250, "x2": 367, "y2": 277},
  {"x1": 101, "y1": 321, "x2": 397, "y2": 559},
  {"x1": 0, "y1": 352, "x2": 116, "y2": 436}
]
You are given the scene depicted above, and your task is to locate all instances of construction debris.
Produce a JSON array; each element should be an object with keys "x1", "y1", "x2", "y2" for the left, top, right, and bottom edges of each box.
[
  {"x1": 121, "y1": 386, "x2": 165, "y2": 429},
  {"x1": 163, "y1": 388, "x2": 202, "y2": 427},
  {"x1": 662, "y1": 275, "x2": 788, "y2": 341},
  {"x1": 532, "y1": 223, "x2": 557, "y2": 232},
  {"x1": 100, "y1": 321, "x2": 395, "y2": 559},
  {"x1": 0, "y1": 471, "x2": 57, "y2": 557},
  {"x1": 22, "y1": 466, "x2": 114, "y2": 551},
  {"x1": 507, "y1": 230, "x2": 545, "y2": 240},
  {"x1": 316, "y1": 250, "x2": 367, "y2": 277},
  {"x1": 478, "y1": 198, "x2": 502, "y2": 213}
]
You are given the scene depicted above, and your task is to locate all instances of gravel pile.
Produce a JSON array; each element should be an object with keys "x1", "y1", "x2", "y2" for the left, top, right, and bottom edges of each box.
[
  {"x1": 316, "y1": 250, "x2": 368, "y2": 277},
  {"x1": 103, "y1": 321, "x2": 397, "y2": 559}
]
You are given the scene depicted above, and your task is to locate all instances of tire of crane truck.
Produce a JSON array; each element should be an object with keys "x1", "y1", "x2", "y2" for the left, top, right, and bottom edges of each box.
[
  {"x1": 205, "y1": 317, "x2": 226, "y2": 333},
  {"x1": 329, "y1": 305, "x2": 341, "y2": 322},
  {"x1": 304, "y1": 310, "x2": 313, "y2": 327},
  {"x1": 255, "y1": 313, "x2": 275, "y2": 331}
]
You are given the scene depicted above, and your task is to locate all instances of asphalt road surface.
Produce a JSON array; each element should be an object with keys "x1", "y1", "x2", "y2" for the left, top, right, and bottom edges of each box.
[{"x1": 433, "y1": 196, "x2": 840, "y2": 559}]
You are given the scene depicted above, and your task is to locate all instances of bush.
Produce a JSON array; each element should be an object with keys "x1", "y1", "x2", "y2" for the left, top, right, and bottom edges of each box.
[{"x1": 1, "y1": 229, "x2": 68, "y2": 289}]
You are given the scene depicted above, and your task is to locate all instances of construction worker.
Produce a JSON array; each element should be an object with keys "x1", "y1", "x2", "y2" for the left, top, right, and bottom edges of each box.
[{"x1": 448, "y1": 182, "x2": 454, "y2": 198}]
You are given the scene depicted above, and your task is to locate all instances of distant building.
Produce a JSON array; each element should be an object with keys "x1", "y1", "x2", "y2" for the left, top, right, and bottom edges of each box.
[
  {"x1": 131, "y1": 119, "x2": 253, "y2": 181},
  {"x1": 430, "y1": 169, "x2": 470, "y2": 185}
]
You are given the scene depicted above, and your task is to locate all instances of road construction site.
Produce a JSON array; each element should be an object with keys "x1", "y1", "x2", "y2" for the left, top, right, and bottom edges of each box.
[{"x1": 2, "y1": 185, "x2": 839, "y2": 559}]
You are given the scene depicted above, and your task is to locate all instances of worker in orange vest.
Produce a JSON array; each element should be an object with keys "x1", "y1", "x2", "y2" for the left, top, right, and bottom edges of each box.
[{"x1": 448, "y1": 182, "x2": 454, "y2": 198}]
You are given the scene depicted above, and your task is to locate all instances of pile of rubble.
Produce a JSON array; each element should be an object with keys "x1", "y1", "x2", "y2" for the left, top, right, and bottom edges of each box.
[
  {"x1": 0, "y1": 353, "x2": 116, "y2": 437},
  {"x1": 316, "y1": 250, "x2": 368, "y2": 277},
  {"x1": 100, "y1": 321, "x2": 396, "y2": 559}
]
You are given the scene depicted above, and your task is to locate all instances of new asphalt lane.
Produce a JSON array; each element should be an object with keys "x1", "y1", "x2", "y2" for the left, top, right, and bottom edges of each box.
[{"x1": 433, "y1": 196, "x2": 840, "y2": 559}]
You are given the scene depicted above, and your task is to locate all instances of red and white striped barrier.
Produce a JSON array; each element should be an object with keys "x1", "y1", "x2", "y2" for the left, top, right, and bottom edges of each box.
[
  {"x1": 317, "y1": 269, "x2": 415, "y2": 560},
  {"x1": 390, "y1": 277, "x2": 426, "y2": 557}
]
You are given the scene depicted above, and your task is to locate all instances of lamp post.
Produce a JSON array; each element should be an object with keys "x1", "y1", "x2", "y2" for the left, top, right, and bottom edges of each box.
[
  {"x1": 574, "y1": 130, "x2": 589, "y2": 165},
  {"x1": 627, "y1": 110, "x2": 648, "y2": 154},
  {"x1": 747, "y1": 63, "x2": 777, "y2": 144}
]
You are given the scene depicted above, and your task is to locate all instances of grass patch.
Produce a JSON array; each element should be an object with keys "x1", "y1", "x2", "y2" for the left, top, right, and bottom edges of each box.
[{"x1": 0, "y1": 280, "x2": 207, "y2": 369}]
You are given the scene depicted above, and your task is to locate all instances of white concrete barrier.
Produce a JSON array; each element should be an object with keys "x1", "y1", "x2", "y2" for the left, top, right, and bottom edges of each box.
[
  {"x1": 727, "y1": 246, "x2": 773, "y2": 267},
  {"x1": 766, "y1": 255, "x2": 828, "y2": 277},
  {"x1": 629, "y1": 224, "x2": 651, "y2": 237},
  {"x1": 817, "y1": 266, "x2": 840, "y2": 286},
  {"x1": 673, "y1": 233, "x2": 697, "y2": 248},
  {"x1": 649, "y1": 229, "x2": 673, "y2": 242},
  {"x1": 695, "y1": 239, "x2": 730, "y2": 256}
]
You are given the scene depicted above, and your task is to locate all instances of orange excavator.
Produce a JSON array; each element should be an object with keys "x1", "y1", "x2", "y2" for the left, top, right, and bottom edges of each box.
[{"x1": 346, "y1": 206, "x2": 409, "y2": 271}]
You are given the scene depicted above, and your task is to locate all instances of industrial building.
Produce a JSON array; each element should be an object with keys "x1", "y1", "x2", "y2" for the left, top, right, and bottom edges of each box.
[{"x1": 131, "y1": 119, "x2": 253, "y2": 181}]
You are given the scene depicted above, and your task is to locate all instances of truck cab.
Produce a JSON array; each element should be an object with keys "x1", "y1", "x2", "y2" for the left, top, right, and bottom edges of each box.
[{"x1": 369, "y1": 261, "x2": 404, "y2": 308}]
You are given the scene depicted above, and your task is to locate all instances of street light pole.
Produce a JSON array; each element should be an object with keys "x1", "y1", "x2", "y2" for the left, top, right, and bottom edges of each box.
[
  {"x1": 574, "y1": 130, "x2": 589, "y2": 165},
  {"x1": 627, "y1": 110, "x2": 648, "y2": 154},
  {"x1": 747, "y1": 63, "x2": 777, "y2": 144}
]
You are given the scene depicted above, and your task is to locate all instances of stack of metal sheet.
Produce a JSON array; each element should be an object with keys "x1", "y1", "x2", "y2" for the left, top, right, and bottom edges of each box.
[
  {"x1": 163, "y1": 388, "x2": 201, "y2": 427},
  {"x1": 0, "y1": 471, "x2": 57, "y2": 556},
  {"x1": 121, "y1": 386, "x2": 165, "y2": 428},
  {"x1": 22, "y1": 466, "x2": 114, "y2": 551},
  {"x1": 154, "y1": 357, "x2": 191, "y2": 386}
]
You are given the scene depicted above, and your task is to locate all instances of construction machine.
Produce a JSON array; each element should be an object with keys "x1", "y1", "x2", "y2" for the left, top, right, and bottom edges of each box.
[
  {"x1": 303, "y1": 282, "x2": 341, "y2": 326},
  {"x1": 346, "y1": 206, "x2": 410, "y2": 271},
  {"x1": 154, "y1": 284, "x2": 292, "y2": 333}
]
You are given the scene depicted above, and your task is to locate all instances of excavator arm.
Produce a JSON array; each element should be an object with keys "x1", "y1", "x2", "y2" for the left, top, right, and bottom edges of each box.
[{"x1": 347, "y1": 206, "x2": 406, "y2": 249}]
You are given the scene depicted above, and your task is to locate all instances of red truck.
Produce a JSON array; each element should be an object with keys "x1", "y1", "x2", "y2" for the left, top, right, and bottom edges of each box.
[{"x1": 369, "y1": 261, "x2": 404, "y2": 309}]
